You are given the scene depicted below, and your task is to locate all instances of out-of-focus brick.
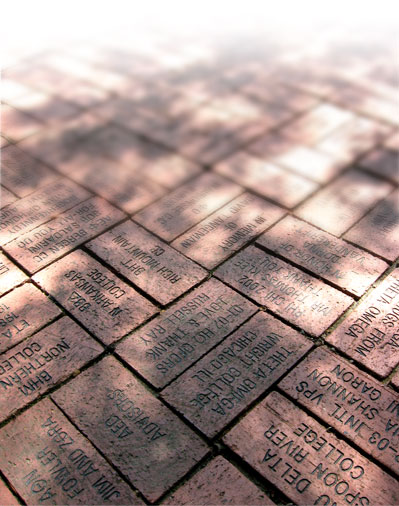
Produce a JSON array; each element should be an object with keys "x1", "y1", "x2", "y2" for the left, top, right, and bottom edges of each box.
[
  {"x1": 359, "y1": 148, "x2": 399, "y2": 184},
  {"x1": 215, "y1": 245, "x2": 353, "y2": 336},
  {"x1": 34, "y1": 250, "x2": 156, "y2": 345},
  {"x1": 279, "y1": 346, "x2": 399, "y2": 475},
  {"x1": 1, "y1": 145, "x2": 59, "y2": 197},
  {"x1": 344, "y1": 190, "x2": 399, "y2": 261},
  {"x1": 163, "y1": 456, "x2": 275, "y2": 505},
  {"x1": 0, "y1": 398, "x2": 143, "y2": 505},
  {"x1": 295, "y1": 169, "x2": 392, "y2": 236},
  {"x1": 162, "y1": 312, "x2": 312, "y2": 436},
  {"x1": 116, "y1": 277, "x2": 257, "y2": 388},
  {"x1": 0, "y1": 283, "x2": 61, "y2": 353},
  {"x1": 172, "y1": 192, "x2": 285, "y2": 269},
  {"x1": 327, "y1": 268, "x2": 399, "y2": 377},
  {"x1": 52, "y1": 356, "x2": 209, "y2": 502},
  {"x1": 0, "y1": 179, "x2": 90, "y2": 246},
  {"x1": 87, "y1": 220, "x2": 207, "y2": 305},
  {"x1": 385, "y1": 131, "x2": 399, "y2": 151},
  {"x1": 0, "y1": 316, "x2": 102, "y2": 423},
  {"x1": 4, "y1": 197, "x2": 125, "y2": 274},
  {"x1": 0, "y1": 252, "x2": 27, "y2": 296},
  {"x1": 257, "y1": 215, "x2": 388, "y2": 296},
  {"x1": 224, "y1": 391, "x2": 399, "y2": 505},
  {"x1": 1, "y1": 103, "x2": 45, "y2": 141},
  {"x1": 140, "y1": 152, "x2": 202, "y2": 189},
  {"x1": 1, "y1": 186, "x2": 17, "y2": 208},
  {"x1": 214, "y1": 152, "x2": 318, "y2": 209},
  {"x1": 134, "y1": 173, "x2": 242, "y2": 241}
]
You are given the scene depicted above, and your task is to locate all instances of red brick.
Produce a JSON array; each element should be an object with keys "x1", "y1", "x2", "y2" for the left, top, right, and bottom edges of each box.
[
  {"x1": 215, "y1": 245, "x2": 353, "y2": 336},
  {"x1": 172, "y1": 192, "x2": 285, "y2": 269},
  {"x1": 87, "y1": 220, "x2": 207, "y2": 305},
  {"x1": 34, "y1": 250, "x2": 156, "y2": 345},
  {"x1": 1, "y1": 135, "x2": 9, "y2": 148},
  {"x1": 69, "y1": 156, "x2": 166, "y2": 213},
  {"x1": 257, "y1": 215, "x2": 388, "y2": 296},
  {"x1": 224, "y1": 391, "x2": 399, "y2": 505},
  {"x1": 0, "y1": 283, "x2": 61, "y2": 353},
  {"x1": 344, "y1": 190, "x2": 399, "y2": 261},
  {"x1": 1, "y1": 186, "x2": 17, "y2": 208},
  {"x1": 116, "y1": 278, "x2": 257, "y2": 388},
  {"x1": 214, "y1": 152, "x2": 318, "y2": 209},
  {"x1": 391, "y1": 369, "x2": 399, "y2": 390},
  {"x1": 4, "y1": 197, "x2": 125, "y2": 274},
  {"x1": 279, "y1": 104, "x2": 353, "y2": 144},
  {"x1": 385, "y1": 131, "x2": 399, "y2": 151},
  {"x1": 360, "y1": 148, "x2": 399, "y2": 184},
  {"x1": 0, "y1": 252, "x2": 27, "y2": 296},
  {"x1": 279, "y1": 346, "x2": 399, "y2": 475},
  {"x1": 162, "y1": 312, "x2": 311, "y2": 436},
  {"x1": 0, "y1": 398, "x2": 143, "y2": 505},
  {"x1": 1, "y1": 103, "x2": 45, "y2": 141},
  {"x1": 134, "y1": 173, "x2": 242, "y2": 241},
  {"x1": 327, "y1": 269, "x2": 399, "y2": 376},
  {"x1": 0, "y1": 179, "x2": 90, "y2": 246},
  {"x1": 0, "y1": 478, "x2": 20, "y2": 505},
  {"x1": 295, "y1": 169, "x2": 393, "y2": 236},
  {"x1": 140, "y1": 152, "x2": 202, "y2": 189},
  {"x1": 163, "y1": 456, "x2": 275, "y2": 505},
  {"x1": 1, "y1": 145, "x2": 59, "y2": 197},
  {"x1": 0, "y1": 316, "x2": 102, "y2": 422},
  {"x1": 55, "y1": 79, "x2": 109, "y2": 108},
  {"x1": 51, "y1": 356, "x2": 208, "y2": 502}
]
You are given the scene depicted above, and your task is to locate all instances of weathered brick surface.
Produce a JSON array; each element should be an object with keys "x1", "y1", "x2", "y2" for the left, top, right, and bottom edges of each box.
[
  {"x1": 162, "y1": 311, "x2": 312, "y2": 436},
  {"x1": 215, "y1": 245, "x2": 353, "y2": 336},
  {"x1": 0, "y1": 252, "x2": 27, "y2": 296},
  {"x1": 279, "y1": 346, "x2": 399, "y2": 475},
  {"x1": 257, "y1": 215, "x2": 388, "y2": 296},
  {"x1": 4, "y1": 197, "x2": 125, "y2": 274},
  {"x1": 34, "y1": 250, "x2": 157, "y2": 345},
  {"x1": 0, "y1": 283, "x2": 61, "y2": 353},
  {"x1": 224, "y1": 391, "x2": 399, "y2": 505},
  {"x1": 296, "y1": 169, "x2": 393, "y2": 236},
  {"x1": 134, "y1": 173, "x2": 242, "y2": 241},
  {"x1": 116, "y1": 277, "x2": 257, "y2": 388},
  {"x1": 327, "y1": 268, "x2": 399, "y2": 376},
  {"x1": 172, "y1": 192, "x2": 285, "y2": 269},
  {"x1": 0, "y1": 398, "x2": 143, "y2": 505},
  {"x1": 52, "y1": 356, "x2": 208, "y2": 502},
  {"x1": 0, "y1": 317, "x2": 102, "y2": 422},
  {"x1": 163, "y1": 456, "x2": 275, "y2": 505},
  {"x1": 0, "y1": 478, "x2": 20, "y2": 505},
  {"x1": 87, "y1": 220, "x2": 207, "y2": 305}
]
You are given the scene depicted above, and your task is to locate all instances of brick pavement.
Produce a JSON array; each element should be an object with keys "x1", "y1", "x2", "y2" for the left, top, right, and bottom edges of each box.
[{"x1": 0, "y1": 31, "x2": 398, "y2": 505}]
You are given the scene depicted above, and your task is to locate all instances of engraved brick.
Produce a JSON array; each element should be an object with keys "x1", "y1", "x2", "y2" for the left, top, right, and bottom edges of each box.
[
  {"x1": 295, "y1": 169, "x2": 393, "y2": 236},
  {"x1": 0, "y1": 179, "x2": 90, "y2": 246},
  {"x1": 162, "y1": 312, "x2": 312, "y2": 436},
  {"x1": 0, "y1": 283, "x2": 61, "y2": 353},
  {"x1": 215, "y1": 245, "x2": 353, "y2": 336},
  {"x1": 344, "y1": 190, "x2": 399, "y2": 261},
  {"x1": 0, "y1": 478, "x2": 20, "y2": 505},
  {"x1": 1, "y1": 103, "x2": 45, "y2": 141},
  {"x1": 1, "y1": 145, "x2": 58, "y2": 197},
  {"x1": 214, "y1": 153, "x2": 318, "y2": 209},
  {"x1": 0, "y1": 252, "x2": 27, "y2": 296},
  {"x1": 51, "y1": 356, "x2": 208, "y2": 502},
  {"x1": 359, "y1": 148, "x2": 399, "y2": 184},
  {"x1": 327, "y1": 269, "x2": 399, "y2": 376},
  {"x1": 87, "y1": 220, "x2": 207, "y2": 305},
  {"x1": 163, "y1": 456, "x2": 275, "y2": 505},
  {"x1": 0, "y1": 317, "x2": 102, "y2": 422},
  {"x1": 0, "y1": 398, "x2": 142, "y2": 505},
  {"x1": 1, "y1": 186, "x2": 17, "y2": 208},
  {"x1": 257, "y1": 215, "x2": 388, "y2": 296},
  {"x1": 224, "y1": 391, "x2": 399, "y2": 505},
  {"x1": 34, "y1": 250, "x2": 156, "y2": 345},
  {"x1": 279, "y1": 104, "x2": 353, "y2": 144},
  {"x1": 279, "y1": 346, "x2": 399, "y2": 475},
  {"x1": 391, "y1": 370, "x2": 399, "y2": 390},
  {"x1": 116, "y1": 278, "x2": 257, "y2": 388},
  {"x1": 4, "y1": 197, "x2": 125, "y2": 274},
  {"x1": 134, "y1": 173, "x2": 242, "y2": 241},
  {"x1": 172, "y1": 192, "x2": 285, "y2": 269}
]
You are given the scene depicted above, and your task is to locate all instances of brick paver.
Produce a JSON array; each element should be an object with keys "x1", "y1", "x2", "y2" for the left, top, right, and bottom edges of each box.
[{"x1": 0, "y1": 30, "x2": 398, "y2": 505}]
